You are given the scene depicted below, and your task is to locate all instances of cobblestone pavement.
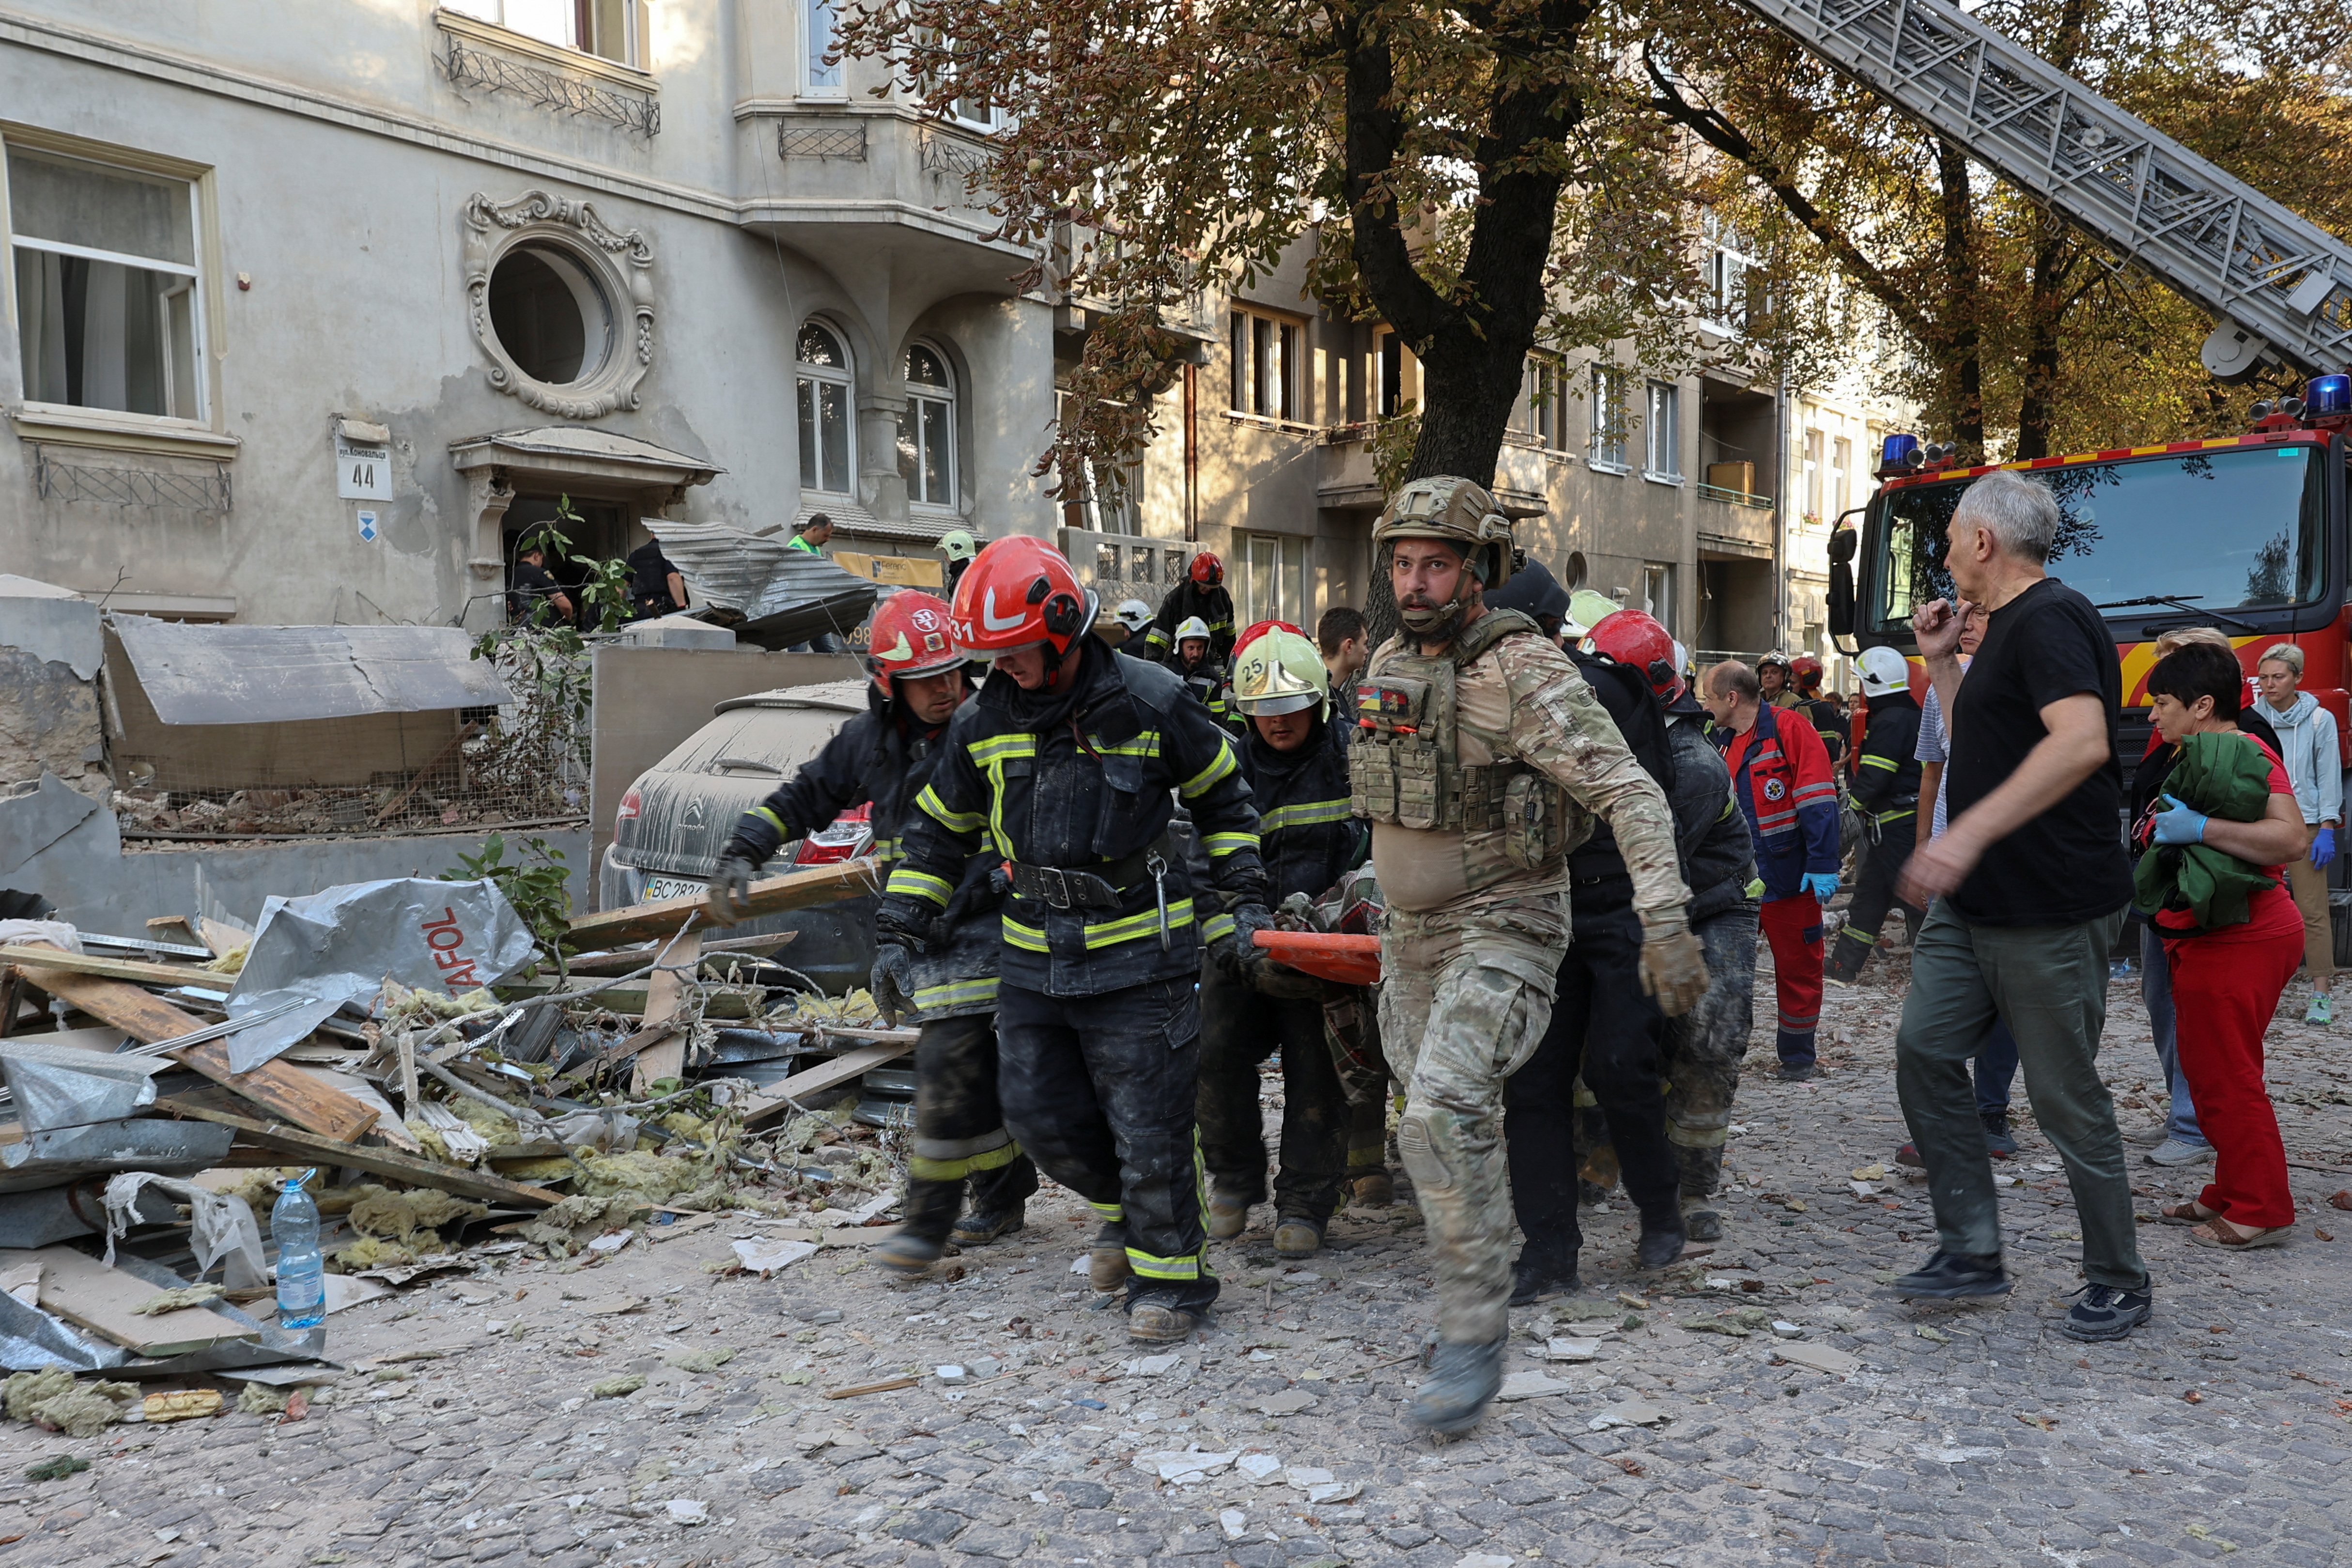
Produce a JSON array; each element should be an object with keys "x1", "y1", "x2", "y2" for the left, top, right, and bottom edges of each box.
[{"x1": 1, "y1": 948, "x2": 2346, "y2": 1568}]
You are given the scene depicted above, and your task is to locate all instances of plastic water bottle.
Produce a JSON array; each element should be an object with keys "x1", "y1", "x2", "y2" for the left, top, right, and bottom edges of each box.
[{"x1": 272, "y1": 1171, "x2": 325, "y2": 1330}]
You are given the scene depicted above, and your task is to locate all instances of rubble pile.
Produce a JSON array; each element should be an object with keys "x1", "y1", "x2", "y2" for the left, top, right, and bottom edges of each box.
[{"x1": 0, "y1": 855, "x2": 895, "y2": 1438}]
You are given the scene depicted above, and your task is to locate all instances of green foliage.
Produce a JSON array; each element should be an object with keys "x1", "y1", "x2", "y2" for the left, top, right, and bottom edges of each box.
[{"x1": 443, "y1": 833, "x2": 574, "y2": 977}]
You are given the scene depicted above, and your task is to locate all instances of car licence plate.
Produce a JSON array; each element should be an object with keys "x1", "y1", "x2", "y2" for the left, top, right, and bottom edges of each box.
[{"x1": 642, "y1": 874, "x2": 705, "y2": 902}]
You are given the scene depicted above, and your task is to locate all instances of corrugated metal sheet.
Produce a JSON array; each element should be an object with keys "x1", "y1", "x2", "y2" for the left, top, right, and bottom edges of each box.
[
  {"x1": 108, "y1": 618, "x2": 514, "y2": 725},
  {"x1": 642, "y1": 520, "x2": 879, "y2": 650}
]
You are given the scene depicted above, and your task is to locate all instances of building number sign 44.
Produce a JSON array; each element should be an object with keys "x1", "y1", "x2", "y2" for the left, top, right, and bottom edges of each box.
[{"x1": 336, "y1": 433, "x2": 392, "y2": 501}]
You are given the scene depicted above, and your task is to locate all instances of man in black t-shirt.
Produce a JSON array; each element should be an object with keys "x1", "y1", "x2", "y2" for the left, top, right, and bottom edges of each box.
[
  {"x1": 1889, "y1": 468, "x2": 2150, "y2": 1343},
  {"x1": 507, "y1": 541, "x2": 574, "y2": 626},
  {"x1": 625, "y1": 538, "x2": 688, "y2": 620}
]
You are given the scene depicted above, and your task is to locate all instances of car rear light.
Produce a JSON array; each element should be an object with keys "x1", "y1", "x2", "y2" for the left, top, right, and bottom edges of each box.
[
  {"x1": 793, "y1": 807, "x2": 875, "y2": 865},
  {"x1": 616, "y1": 786, "x2": 641, "y2": 826}
]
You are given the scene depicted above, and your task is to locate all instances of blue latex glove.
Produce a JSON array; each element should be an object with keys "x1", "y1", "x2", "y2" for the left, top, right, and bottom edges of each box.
[
  {"x1": 1802, "y1": 872, "x2": 1840, "y2": 902},
  {"x1": 2151, "y1": 793, "x2": 2209, "y2": 846},
  {"x1": 2313, "y1": 826, "x2": 2337, "y2": 869}
]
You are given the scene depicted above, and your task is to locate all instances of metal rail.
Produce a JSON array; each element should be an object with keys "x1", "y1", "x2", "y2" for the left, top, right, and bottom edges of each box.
[{"x1": 1725, "y1": 0, "x2": 2352, "y2": 378}]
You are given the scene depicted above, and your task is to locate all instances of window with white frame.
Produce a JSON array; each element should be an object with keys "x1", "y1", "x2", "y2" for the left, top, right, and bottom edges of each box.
[
  {"x1": 1703, "y1": 213, "x2": 1761, "y2": 333},
  {"x1": 1831, "y1": 436, "x2": 1851, "y2": 517},
  {"x1": 8, "y1": 145, "x2": 204, "y2": 422},
  {"x1": 1642, "y1": 563, "x2": 1674, "y2": 631},
  {"x1": 898, "y1": 342, "x2": 956, "y2": 510},
  {"x1": 1229, "y1": 306, "x2": 1300, "y2": 422},
  {"x1": 915, "y1": 31, "x2": 1000, "y2": 129},
  {"x1": 1515, "y1": 354, "x2": 1568, "y2": 450},
  {"x1": 1644, "y1": 380, "x2": 1681, "y2": 479},
  {"x1": 1588, "y1": 365, "x2": 1629, "y2": 469},
  {"x1": 444, "y1": 0, "x2": 642, "y2": 65},
  {"x1": 1803, "y1": 427, "x2": 1823, "y2": 517},
  {"x1": 797, "y1": 322, "x2": 854, "y2": 494},
  {"x1": 1375, "y1": 328, "x2": 1417, "y2": 419},
  {"x1": 803, "y1": 0, "x2": 844, "y2": 93},
  {"x1": 1238, "y1": 533, "x2": 1308, "y2": 628}
]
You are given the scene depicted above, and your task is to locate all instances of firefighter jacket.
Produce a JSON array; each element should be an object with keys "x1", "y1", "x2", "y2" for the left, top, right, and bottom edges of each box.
[
  {"x1": 1213, "y1": 715, "x2": 1364, "y2": 923},
  {"x1": 1798, "y1": 695, "x2": 1847, "y2": 765},
  {"x1": 882, "y1": 641, "x2": 1269, "y2": 998},
  {"x1": 1723, "y1": 700, "x2": 1840, "y2": 901},
  {"x1": 1666, "y1": 709, "x2": 1757, "y2": 925},
  {"x1": 1350, "y1": 608, "x2": 1690, "y2": 931},
  {"x1": 1162, "y1": 649, "x2": 1238, "y2": 729},
  {"x1": 1562, "y1": 649, "x2": 1677, "y2": 882},
  {"x1": 721, "y1": 689, "x2": 1005, "y2": 1021},
  {"x1": 1143, "y1": 581, "x2": 1238, "y2": 662},
  {"x1": 1850, "y1": 691, "x2": 1924, "y2": 829}
]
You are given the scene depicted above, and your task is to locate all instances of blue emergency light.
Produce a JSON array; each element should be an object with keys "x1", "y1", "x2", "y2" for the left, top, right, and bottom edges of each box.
[
  {"x1": 1880, "y1": 433, "x2": 1922, "y2": 469},
  {"x1": 2306, "y1": 373, "x2": 2352, "y2": 417}
]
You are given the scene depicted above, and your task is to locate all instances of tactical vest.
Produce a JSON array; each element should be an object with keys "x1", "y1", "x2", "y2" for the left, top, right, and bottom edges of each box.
[{"x1": 1347, "y1": 608, "x2": 1563, "y2": 871}]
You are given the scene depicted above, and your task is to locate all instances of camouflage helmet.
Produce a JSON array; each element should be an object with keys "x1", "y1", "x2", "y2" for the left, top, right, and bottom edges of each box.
[
  {"x1": 1231, "y1": 629, "x2": 1328, "y2": 718},
  {"x1": 1372, "y1": 476, "x2": 1516, "y2": 590}
]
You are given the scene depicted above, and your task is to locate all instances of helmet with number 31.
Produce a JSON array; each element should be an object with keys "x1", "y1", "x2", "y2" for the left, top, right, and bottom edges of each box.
[{"x1": 945, "y1": 536, "x2": 1098, "y2": 672}]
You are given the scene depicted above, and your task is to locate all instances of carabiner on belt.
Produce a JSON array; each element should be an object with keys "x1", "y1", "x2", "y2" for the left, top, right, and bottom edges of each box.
[{"x1": 1147, "y1": 851, "x2": 1171, "y2": 951}]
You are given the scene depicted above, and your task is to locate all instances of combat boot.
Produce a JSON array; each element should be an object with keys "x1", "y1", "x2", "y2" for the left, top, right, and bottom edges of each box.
[
  {"x1": 1128, "y1": 1301, "x2": 1199, "y2": 1344},
  {"x1": 951, "y1": 1205, "x2": 1026, "y2": 1245},
  {"x1": 1207, "y1": 1186, "x2": 1252, "y2": 1241},
  {"x1": 1272, "y1": 1217, "x2": 1323, "y2": 1259},
  {"x1": 872, "y1": 1230, "x2": 945, "y2": 1279},
  {"x1": 1679, "y1": 1193, "x2": 1724, "y2": 1243},
  {"x1": 1509, "y1": 1253, "x2": 1580, "y2": 1306},
  {"x1": 1824, "y1": 927, "x2": 1871, "y2": 987},
  {"x1": 1088, "y1": 1224, "x2": 1131, "y2": 1294},
  {"x1": 1635, "y1": 1214, "x2": 1687, "y2": 1270},
  {"x1": 1352, "y1": 1171, "x2": 1395, "y2": 1207},
  {"x1": 1410, "y1": 1339, "x2": 1504, "y2": 1435}
]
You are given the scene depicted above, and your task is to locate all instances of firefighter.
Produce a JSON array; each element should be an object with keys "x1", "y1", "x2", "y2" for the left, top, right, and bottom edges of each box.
[
  {"x1": 939, "y1": 529, "x2": 981, "y2": 594},
  {"x1": 1501, "y1": 602, "x2": 1688, "y2": 1305},
  {"x1": 704, "y1": 593, "x2": 1035, "y2": 1272},
  {"x1": 1163, "y1": 615, "x2": 1236, "y2": 725},
  {"x1": 877, "y1": 537, "x2": 1272, "y2": 1345},
  {"x1": 1144, "y1": 551, "x2": 1237, "y2": 661},
  {"x1": 1099, "y1": 598, "x2": 1154, "y2": 655},
  {"x1": 1788, "y1": 654, "x2": 1847, "y2": 767},
  {"x1": 1588, "y1": 609, "x2": 1760, "y2": 1242},
  {"x1": 1826, "y1": 646, "x2": 1927, "y2": 986},
  {"x1": 1195, "y1": 630, "x2": 1368, "y2": 1261},
  {"x1": 1355, "y1": 477, "x2": 1703, "y2": 1433}
]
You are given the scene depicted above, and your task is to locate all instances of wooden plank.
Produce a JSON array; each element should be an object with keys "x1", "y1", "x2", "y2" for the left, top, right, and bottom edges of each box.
[
  {"x1": 12, "y1": 1245, "x2": 257, "y2": 1358},
  {"x1": 485, "y1": 984, "x2": 758, "y2": 1020},
  {"x1": 17, "y1": 955, "x2": 378, "y2": 1143},
  {"x1": 633, "y1": 930, "x2": 698, "y2": 1095},
  {"x1": 198, "y1": 918, "x2": 248, "y2": 959},
  {"x1": 580, "y1": 1021, "x2": 680, "y2": 1081},
  {"x1": 154, "y1": 1097, "x2": 565, "y2": 1208},
  {"x1": 565, "y1": 932, "x2": 796, "y2": 978},
  {"x1": 740, "y1": 1039, "x2": 915, "y2": 1127},
  {"x1": 0, "y1": 945, "x2": 223, "y2": 989},
  {"x1": 566, "y1": 857, "x2": 883, "y2": 951}
]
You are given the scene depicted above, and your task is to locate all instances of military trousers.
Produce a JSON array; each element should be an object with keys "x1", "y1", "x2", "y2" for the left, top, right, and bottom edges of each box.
[
  {"x1": 899, "y1": 1011, "x2": 1040, "y2": 1246},
  {"x1": 1378, "y1": 891, "x2": 1565, "y2": 1345},
  {"x1": 1196, "y1": 961, "x2": 1349, "y2": 1224},
  {"x1": 1662, "y1": 903, "x2": 1760, "y2": 1199},
  {"x1": 996, "y1": 978, "x2": 1218, "y2": 1313},
  {"x1": 1505, "y1": 873, "x2": 1679, "y2": 1266}
]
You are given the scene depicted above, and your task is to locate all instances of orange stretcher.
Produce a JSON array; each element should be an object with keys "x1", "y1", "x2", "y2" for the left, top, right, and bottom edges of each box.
[{"x1": 1251, "y1": 930, "x2": 1382, "y2": 986}]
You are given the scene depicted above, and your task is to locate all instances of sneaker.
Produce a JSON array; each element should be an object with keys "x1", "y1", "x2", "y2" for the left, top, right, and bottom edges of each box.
[
  {"x1": 1508, "y1": 1254, "x2": 1580, "y2": 1306},
  {"x1": 2122, "y1": 1124, "x2": 2169, "y2": 1147},
  {"x1": 1980, "y1": 1112, "x2": 2017, "y2": 1159},
  {"x1": 1891, "y1": 1249, "x2": 2012, "y2": 1299},
  {"x1": 1893, "y1": 1141, "x2": 1924, "y2": 1169},
  {"x1": 2145, "y1": 1137, "x2": 2215, "y2": 1167},
  {"x1": 1207, "y1": 1187, "x2": 1252, "y2": 1241},
  {"x1": 1777, "y1": 1062, "x2": 1817, "y2": 1083},
  {"x1": 2060, "y1": 1283, "x2": 2152, "y2": 1342},
  {"x1": 1272, "y1": 1217, "x2": 1323, "y2": 1259},
  {"x1": 2306, "y1": 994, "x2": 2333, "y2": 1026}
]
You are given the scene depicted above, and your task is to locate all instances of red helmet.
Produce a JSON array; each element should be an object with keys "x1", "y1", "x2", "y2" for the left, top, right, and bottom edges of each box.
[
  {"x1": 1233, "y1": 619, "x2": 1300, "y2": 658},
  {"x1": 946, "y1": 536, "x2": 1097, "y2": 675},
  {"x1": 1587, "y1": 608, "x2": 1682, "y2": 703},
  {"x1": 1789, "y1": 653, "x2": 1826, "y2": 692},
  {"x1": 1189, "y1": 552, "x2": 1223, "y2": 587},
  {"x1": 864, "y1": 591, "x2": 967, "y2": 698}
]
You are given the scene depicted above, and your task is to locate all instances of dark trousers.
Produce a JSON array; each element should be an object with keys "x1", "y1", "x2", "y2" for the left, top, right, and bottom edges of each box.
[
  {"x1": 1829, "y1": 824, "x2": 1925, "y2": 980},
  {"x1": 1505, "y1": 875, "x2": 1680, "y2": 1264},
  {"x1": 900, "y1": 1012, "x2": 1039, "y2": 1244},
  {"x1": 1196, "y1": 962, "x2": 1348, "y2": 1224},
  {"x1": 996, "y1": 978, "x2": 1218, "y2": 1312}
]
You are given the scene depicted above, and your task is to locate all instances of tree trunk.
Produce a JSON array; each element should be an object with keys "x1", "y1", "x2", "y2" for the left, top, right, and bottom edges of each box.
[
  {"x1": 1935, "y1": 140, "x2": 1985, "y2": 461},
  {"x1": 2013, "y1": 218, "x2": 2073, "y2": 461}
]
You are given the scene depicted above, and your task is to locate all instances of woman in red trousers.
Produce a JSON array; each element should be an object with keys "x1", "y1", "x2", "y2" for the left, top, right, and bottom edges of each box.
[{"x1": 2135, "y1": 642, "x2": 2307, "y2": 1249}]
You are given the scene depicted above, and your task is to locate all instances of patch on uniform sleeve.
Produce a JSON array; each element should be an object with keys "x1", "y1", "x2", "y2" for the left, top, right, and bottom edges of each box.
[{"x1": 1764, "y1": 778, "x2": 1787, "y2": 802}]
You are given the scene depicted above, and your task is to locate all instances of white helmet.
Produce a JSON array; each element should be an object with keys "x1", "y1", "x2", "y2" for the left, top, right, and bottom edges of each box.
[
  {"x1": 1114, "y1": 599, "x2": 1152, "y2": 632},
  {"x1": 1857, "y1": 645, "x2": 1911, "y2": 697},
  {"x1": 1174, "y1": 616, "x2": 1213, "y2": 645}
]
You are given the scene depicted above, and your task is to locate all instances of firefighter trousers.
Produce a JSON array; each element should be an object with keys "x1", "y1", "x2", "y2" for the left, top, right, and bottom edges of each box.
[
  {"x1": 1505, "y1": 876, "x2": 1681, "y2": 1267},
  {"x1": 899, "y1": 1012, "x2": 1040, "y2": 1245},
  {"x1": 1195, "y1": 961, "x2": 1348, "y2": 1224},
  {"x1": 1828, "y1": 827, "x2": 1924, "y2": 982},
  {"x1": 1379, "y1": 891, "x2": 1564, "y2": 1346},
  {"x1": 996, "y1": 978, "x2": 1217, "y2": 1313}
]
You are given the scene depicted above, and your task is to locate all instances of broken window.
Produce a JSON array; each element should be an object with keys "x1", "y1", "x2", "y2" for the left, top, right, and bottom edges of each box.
[{"x1": 8, "y1": 145, "x2": 203, "y2": 422}]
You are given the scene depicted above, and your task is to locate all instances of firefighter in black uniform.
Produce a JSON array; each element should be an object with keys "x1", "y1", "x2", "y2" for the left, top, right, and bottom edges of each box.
[
  {"x1": 878, "y1": 537, "x2": 1272, "y2": 1345},
  {"x1": 1143, "y1": 552, "x2": 1238, "y2": 662},
  {"x1": 705, "y1": 592, "x2": 1036, "y2": 1273},
  {"x1": 1194, "y1": 630, "x2": 1367, "y2": 1262},
  {"x1": 1162, "y1": 615, "x2": 1236, "y2": 727},
  {"x1": 1788, "y1": 654, "x2": 1846, "y2": 766},
  {"x1": 1826, "y1": 645, "x2": 1926, "y2": 986}
]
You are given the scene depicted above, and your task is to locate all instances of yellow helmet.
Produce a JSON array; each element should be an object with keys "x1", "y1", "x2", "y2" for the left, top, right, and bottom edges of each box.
[
  {"x1": 1371, "y1": 475, "x2": 1516, "y2": 590},
  {"x1": 1231, "y1": 629, "x2": 1328, "y2": 718}
]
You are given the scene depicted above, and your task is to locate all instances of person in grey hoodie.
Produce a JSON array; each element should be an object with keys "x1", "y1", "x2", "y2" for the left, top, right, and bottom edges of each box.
[{"x1": 2254, "y1": 644, "x2": 2342, "y2": 1025}]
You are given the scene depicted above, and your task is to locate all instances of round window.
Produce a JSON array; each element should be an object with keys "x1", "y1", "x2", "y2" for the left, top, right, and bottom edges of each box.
[{"x1": 486, "y1": 244, "x2": 612, "y2": 387}]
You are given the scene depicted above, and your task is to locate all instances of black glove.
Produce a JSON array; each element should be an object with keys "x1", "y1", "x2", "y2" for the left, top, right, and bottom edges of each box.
[
  {"x1": 875, "y1": 899, "x2": 939, "y2": 957},
  {"x1": 1212, "y1": 902, "x2": 1275, "y2": 979},
  {"x1": 870, "y1": 943, "x2": 917, "y2": 1025},
  {"x1": 704, "y1": 850, "x2": 760, "y2": 926}
]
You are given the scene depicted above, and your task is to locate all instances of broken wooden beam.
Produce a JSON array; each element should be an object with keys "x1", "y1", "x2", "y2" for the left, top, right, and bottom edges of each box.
[
  {"x1": 740, "y1": 1035, "x2": 917, "y2": 1127},
  {"x1": 564, "y1": 932, "x2": 796, "y2": 978},
  {"x1": 566, "y1": 858, "x2": 882, "y2": 950},
  {"x1": 0, "y1": 945, "x2": 224, "y2": 989},
  {"x1": 154, "y1": 1097, "x2": 564, "y2": 1207}
]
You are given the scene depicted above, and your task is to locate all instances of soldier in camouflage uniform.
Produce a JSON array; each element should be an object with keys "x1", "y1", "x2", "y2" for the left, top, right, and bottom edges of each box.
[{"x1": 1354, "y1": 477, "x2": 1708, "y2": 1434}]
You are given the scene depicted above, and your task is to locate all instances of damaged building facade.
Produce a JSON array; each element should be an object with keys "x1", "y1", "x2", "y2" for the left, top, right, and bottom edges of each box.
[{"x1": 0, "y1": 0, "x2": 1055, "y2": 628}]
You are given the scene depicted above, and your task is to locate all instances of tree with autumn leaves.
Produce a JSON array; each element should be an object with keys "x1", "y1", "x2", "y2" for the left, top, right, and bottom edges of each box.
[{"x1": 841, "y1": 0, "x2": 2352, "y2": 511}]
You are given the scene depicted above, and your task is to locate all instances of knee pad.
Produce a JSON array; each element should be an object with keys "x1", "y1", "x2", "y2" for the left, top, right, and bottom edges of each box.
[{"x1": 1396, "y1": 1109, "x2": 1459, "y2": 1195}]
